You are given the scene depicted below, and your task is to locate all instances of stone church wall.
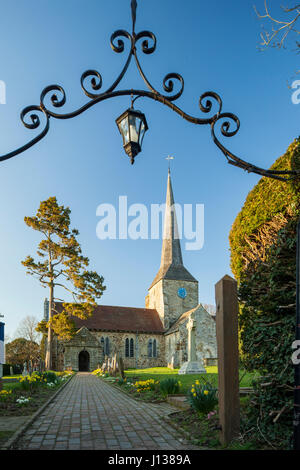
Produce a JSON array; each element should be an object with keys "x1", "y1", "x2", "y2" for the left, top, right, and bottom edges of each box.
[
  {"x1": 53, "y1": 330, "x2": 166, "y2": 372},
  {"x1": 93, "y1": 331, "x2": 165, "y2": 369},
  {"x1": 64, "y1": 344, "x2": 101, "y2": 371},
  {"x1": 165, "y1": 305, "x2": 217, "y2": 369}
]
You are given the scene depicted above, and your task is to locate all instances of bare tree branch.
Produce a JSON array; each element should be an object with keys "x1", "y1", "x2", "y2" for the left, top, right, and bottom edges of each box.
[{"x1": 254, "y1": 1, "x2": 300, "y2": 50}]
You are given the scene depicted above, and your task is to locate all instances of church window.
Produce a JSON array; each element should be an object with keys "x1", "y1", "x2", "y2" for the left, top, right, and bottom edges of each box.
[
  {"x1": 148, "y1": 339, "x2": 153, "y2": 357},
  {"x1": 125, "y1": 338, "x2": 129, "y2": 358},
  {"x1": 105, "y1": 337, "x2": 110, "y2": 355},
  {"x1": 153, "y1": 339, "x2": 157, "y2": 357},
  {"x1": 130, "y1": 338, "x2": 134, "y2": 357}
]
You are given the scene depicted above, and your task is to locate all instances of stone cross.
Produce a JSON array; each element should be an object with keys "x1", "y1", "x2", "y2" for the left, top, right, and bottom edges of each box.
[{"x1": 187, "y1": 316, "x2": 197, "y2": 362}]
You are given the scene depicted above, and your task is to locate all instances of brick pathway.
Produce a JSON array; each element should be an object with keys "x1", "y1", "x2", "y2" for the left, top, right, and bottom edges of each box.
[{"x1": 15, "y1": 373, "x2": 198, "y2": 450}]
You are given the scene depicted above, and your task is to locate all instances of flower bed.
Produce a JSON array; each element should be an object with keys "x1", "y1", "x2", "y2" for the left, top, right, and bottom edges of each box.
[{"x1": 0, "y1": 370, "x2": 74, "y2": 416}]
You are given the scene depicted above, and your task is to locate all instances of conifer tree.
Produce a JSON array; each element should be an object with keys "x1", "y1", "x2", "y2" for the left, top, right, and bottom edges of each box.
[{"x1": 22, "y1": 197, "x2": 106, "y2": 369}]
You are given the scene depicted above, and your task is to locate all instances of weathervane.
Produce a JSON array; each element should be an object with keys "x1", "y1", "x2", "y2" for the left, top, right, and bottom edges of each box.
[
  {"x1": 0, "y1": 0, "x2": 298, "y2": 176},
  {"x1": 166, "y1": 155, "x2": 174, "y2": 172}
]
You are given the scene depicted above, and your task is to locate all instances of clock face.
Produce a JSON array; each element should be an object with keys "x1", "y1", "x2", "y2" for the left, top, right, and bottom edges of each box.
[{"x1": 177, "y1": 287, "x2": 187, "y2": 299}]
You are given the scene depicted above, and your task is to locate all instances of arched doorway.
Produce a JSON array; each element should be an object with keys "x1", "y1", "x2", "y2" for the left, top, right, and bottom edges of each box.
[{"x1": 78, "y1": 350, "x2": 90, "y2": 372}]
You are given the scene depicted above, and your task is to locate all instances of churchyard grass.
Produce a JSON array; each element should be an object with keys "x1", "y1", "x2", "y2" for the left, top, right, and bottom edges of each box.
[
  {"x1": 94, "y1": 366, "x2": 258, "y2": 407},
  {"x1": 2, "y1": 375, "x2": 22, "y2": 380},
  {"x1": 124, "y1": 367, "x2": 258, "y2": 392}
]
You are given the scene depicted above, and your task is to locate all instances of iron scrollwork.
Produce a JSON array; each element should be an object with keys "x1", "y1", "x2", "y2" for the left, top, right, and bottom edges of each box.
[{"x1": 0, "y1": 0, "x2": 298, "y2": 182}]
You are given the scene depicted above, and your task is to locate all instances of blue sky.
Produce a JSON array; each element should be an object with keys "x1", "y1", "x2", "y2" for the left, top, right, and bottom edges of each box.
[{"x1": 0, "y1": 0, "x2": 299, "y2": 338}]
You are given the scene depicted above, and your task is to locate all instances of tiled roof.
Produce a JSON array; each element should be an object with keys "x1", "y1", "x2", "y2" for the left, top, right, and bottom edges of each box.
[{"x1": 54, "y1": 303, "x2": 165, "y2": 334}]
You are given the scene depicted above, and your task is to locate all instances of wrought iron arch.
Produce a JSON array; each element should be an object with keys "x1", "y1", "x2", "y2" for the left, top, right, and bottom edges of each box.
[{"x1": 0, "y1": 1, "x2": 298, "y2": 182}]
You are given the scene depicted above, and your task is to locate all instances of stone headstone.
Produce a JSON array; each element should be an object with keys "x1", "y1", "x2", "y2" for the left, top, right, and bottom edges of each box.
[
  {"x1": 118, "y1": 355, "x2": 125, "y2": 379},
  {"x1": 22, "y1": 361, "x2": 28, "y2": 376},
  {"x1": 10, "y1": 366, "x2": 13, "y2": 376}
]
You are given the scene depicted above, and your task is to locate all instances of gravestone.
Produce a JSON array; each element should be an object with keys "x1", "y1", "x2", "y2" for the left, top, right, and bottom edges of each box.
[
  {"x1": 118, "y1": 355, "x2": 125, "y2": 379},
  {"x1": 10, "y1": 366, "x2": 13, "y2": 376},
  {"x1": 178, "y1": 316, "x2": 206, "y2": 374},
  {"x1": 22, "y1": 361, "x2": 28, "y2": 376}
]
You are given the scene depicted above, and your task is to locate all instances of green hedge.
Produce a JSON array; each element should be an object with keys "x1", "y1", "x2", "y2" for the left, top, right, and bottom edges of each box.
[{"x1": 229, "y1": 138, "x2": 300, "y2": 449}]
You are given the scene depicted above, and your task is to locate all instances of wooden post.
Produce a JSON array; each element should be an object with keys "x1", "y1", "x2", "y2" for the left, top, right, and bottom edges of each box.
[{"x1": 215, "y1": 274, "x2": 240, "y2": 445}]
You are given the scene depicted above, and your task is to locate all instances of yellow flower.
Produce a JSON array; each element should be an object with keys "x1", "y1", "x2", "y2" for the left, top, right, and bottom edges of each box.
[
  {"x1": 193, "y1": 393, "x2": 196, "y2": 397},
  {"x1": 204, "y1": 390, "x2": 209, "y2": 395},
  {"x1": 195, "y1": 380, "x2": 200, "y2": 385}
]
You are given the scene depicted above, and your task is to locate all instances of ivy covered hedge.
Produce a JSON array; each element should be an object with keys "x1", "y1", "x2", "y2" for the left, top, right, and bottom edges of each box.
[{"x1": 229, "y1": 138, "x2": 300, "y2": 449}]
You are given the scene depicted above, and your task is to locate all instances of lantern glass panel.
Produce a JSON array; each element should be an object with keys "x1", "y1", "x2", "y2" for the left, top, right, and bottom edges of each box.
[
  {"x1": 129, "y1": 114, "x2": 141, "y2": 144},
  {"x1": 139, "y1": 121, "x2": 146, "y2": 146},
  {"x1": 119, "y1": 116, "x2": 129, "y2": 145}
]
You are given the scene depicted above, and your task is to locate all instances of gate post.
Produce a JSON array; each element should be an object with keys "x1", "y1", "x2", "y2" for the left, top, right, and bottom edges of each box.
[{"x1": 215, "y1": 274, "x2": 240, "y2": 445}]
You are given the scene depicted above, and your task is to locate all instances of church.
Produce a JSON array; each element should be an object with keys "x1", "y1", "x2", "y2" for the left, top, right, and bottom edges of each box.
[{"x1": 45, "y1": 170, "x2": 217, "y2": 372}]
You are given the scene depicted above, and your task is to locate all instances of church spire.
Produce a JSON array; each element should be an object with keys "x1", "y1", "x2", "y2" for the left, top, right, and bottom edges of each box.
[
  {"x1": 149, "y1": 169, "x2": 197, "y2": 289},
  {"x1": 160, "y1": 168, "x2": 183, "y2": 268}
]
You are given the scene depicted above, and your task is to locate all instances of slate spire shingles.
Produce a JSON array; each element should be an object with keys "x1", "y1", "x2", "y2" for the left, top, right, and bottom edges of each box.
[{"x1": 149, "y1": 169, "x2": 197, "y2": 289}]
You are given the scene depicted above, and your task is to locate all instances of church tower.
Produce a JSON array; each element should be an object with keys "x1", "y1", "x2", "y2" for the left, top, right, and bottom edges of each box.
[{"x1": 146, "y1": 169, "x2": 199, "y2": 330}]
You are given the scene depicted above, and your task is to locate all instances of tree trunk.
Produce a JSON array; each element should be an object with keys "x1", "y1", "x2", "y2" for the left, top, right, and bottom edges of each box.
[{"x1": 45, "y1": 282, "x2": 53, "y2": 370}]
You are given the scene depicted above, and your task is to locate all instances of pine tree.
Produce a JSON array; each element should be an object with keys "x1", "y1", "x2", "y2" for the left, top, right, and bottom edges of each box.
[{"x1": 22, "y1": 197, "x2": 106, "y2": 369}]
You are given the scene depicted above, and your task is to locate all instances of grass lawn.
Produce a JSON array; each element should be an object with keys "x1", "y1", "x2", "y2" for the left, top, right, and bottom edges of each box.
[
  {"x1": 124, "y1": 367, "x2": 258, "y2": 392},
  {"x1": 2, "y1": 375, "x2": 22, "y2": 380}
]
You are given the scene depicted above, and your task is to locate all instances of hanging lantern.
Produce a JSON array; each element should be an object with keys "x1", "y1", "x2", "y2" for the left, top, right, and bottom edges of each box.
[{"x1": 116, "y1": 107, "x2": 148, "y2": 164}]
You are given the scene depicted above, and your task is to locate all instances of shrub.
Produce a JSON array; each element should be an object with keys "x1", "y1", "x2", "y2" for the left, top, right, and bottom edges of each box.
[
  {"x1": 187, "y1": 381, "x2": 218, "y2": 416},
  {"x1": 116, "y1": 377, "x2": 127, "y2": 386},
  {"x1": 42, "y1": 371, "x2": 58, "y2": 383},
  {"x1": 2, "y1": 364, "x2": 21, "y2": 376},
  {"x1": 159, "y1": 378, "x2": 181, "y2": 397},
  {"x1": 229, "y1": 137, "x2": 300, "y2": 448}
]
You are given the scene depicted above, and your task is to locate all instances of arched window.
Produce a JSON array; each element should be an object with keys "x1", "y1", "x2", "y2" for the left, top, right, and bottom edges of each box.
[
  {"x1": 148, "y1": 339, "x2": 153, "y2": 358},
  {"x1": 125, "y1": 338, "x2": 129, "y2": 358},
  {"x1": 100, "y1": 337, "x2": 105, "y2": 354},
  {"x1": 105, "y1": 337, "x2": 110, "y2": 356},
  {"x1": 130, "y1": 338, "x2": 134, "y2": 358},
  {"x1": 153, "y1": 339, "x2": 157, "y2": 358}
]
